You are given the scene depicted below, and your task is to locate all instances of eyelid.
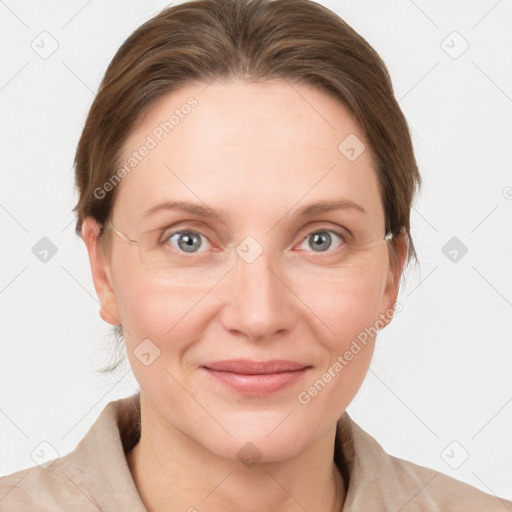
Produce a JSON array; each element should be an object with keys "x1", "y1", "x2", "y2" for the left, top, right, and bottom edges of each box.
[
  {"x1": 289, "y1": 221, "x2": 352, "y2": 251},
  {"x1": 160, "y1": 225, "x2": 215, "y2": 253},
  {"x1": 158, "y1": 221, "x2": 216, "y2": 241},
  {"x1": 293, "y1": 227, "x2": 348, "y2": 254},
  {"x1": 159, "y1": 221, "x2": 352, "y2": 254},
  {"x1": 155, "y1": 218, "x2": 351, "y2": 236},
  {"x1": 159, "y1": 220, "x2": 351, "y2": 238}
]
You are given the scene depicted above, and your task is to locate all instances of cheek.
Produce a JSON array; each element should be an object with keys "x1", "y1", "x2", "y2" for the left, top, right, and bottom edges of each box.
[
  {"x1": 115, "y1": 254, "x2": 388, "y2": 346},
  {"x1": 293, "y1": 270, "x2": 384, "y2": 416},
  {"x1": 290, "y1": 260, "x2": 387, "y2": 406},
  {"x1": 291, "y1": 259, "x2": 388, "y2": 346},
  {"x1": 118, "y1": 277, "x2": 199, "y2": 339},
  {"x1": 116, "y1": 277, "x2": 204, "y2": 396},
  {"x1": 113, "y1": 264, "x2": 216, "y2": 371}
]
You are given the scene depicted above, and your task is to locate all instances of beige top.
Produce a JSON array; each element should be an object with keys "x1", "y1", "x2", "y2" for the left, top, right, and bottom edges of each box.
[{"x1": 0, "y1": 393, "x2": 508, "y2": 511}]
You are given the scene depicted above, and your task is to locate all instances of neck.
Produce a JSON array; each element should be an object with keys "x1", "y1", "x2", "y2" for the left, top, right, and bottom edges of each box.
[{"x1": 126, "y1": 395, "x2": 346, "y2": 512}]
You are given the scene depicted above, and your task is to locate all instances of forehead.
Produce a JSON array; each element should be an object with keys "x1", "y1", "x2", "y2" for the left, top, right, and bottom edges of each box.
[{"x1": 114, "y1": 78, "x2": 383, "y2": 227}]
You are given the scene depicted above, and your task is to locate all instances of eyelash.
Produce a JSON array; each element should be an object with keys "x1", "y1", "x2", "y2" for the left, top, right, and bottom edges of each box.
[{"x1": 160, "y1": 225, "x2": 350, "y2": 256}]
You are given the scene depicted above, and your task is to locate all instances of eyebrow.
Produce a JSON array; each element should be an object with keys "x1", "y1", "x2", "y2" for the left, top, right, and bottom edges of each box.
[{"x1": 141, "y1": 198, "x2": 366, "y2": 219}]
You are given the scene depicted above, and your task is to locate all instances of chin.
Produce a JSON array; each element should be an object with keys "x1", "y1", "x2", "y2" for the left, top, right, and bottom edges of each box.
[
  {"x1": 207, "y1": 431, "x2": 306, "y2": 465},
  {"x1": 192, "y1": 411, "x2": 317, "y2": 465}
]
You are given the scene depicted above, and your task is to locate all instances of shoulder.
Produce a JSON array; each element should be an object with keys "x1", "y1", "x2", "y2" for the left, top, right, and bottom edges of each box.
[
  {"x1": 0, "y1": 455, "x2": 100, "y2": 512},
  {"x1": 0, "y1": 468, "x2": 43, "y2": 511},
  {"x1": 0, "y1": 394, "x2": 143, "y2": 512},
  {"x1": 387, "y1": 452, "x2": 510, "y2": 511},
  {"x1": 337, "y1": 413, "x2": 511, "y2": 511}
]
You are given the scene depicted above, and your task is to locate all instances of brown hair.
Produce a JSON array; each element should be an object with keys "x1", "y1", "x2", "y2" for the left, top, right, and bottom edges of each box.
[{"x1": 73, "y1": 0, "x2": 421, "y2": 372}]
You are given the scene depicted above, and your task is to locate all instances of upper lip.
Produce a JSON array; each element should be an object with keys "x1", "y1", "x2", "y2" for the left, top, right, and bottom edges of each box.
[{"x1": 202, "y1": 359, "x2": 311, "y2": 375}]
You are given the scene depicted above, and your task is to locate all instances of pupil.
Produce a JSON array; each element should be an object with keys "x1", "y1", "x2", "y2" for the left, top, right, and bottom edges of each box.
[
  {"x1": 311, "y1": 232, "x2": 331, "y2": 252},
  {"x1": 174, "y1": 231, "x2": 334, "y2": 253},
  {"x1": 178, "y1": 232, "x2": 200, "y2": 252}
]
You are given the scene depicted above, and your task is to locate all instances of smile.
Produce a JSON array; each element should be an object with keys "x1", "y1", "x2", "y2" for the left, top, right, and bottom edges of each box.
[{"x1": 201, "y1": 360, "x2": 312, "y2": 395}]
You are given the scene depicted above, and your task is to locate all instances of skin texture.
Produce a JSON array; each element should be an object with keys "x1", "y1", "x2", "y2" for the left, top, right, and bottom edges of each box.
[{"x1": 82, "y1": 78, "x2": 407, "y2": 512}]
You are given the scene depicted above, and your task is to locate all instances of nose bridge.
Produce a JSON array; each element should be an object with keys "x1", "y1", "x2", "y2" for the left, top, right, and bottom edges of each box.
[{"x1": 222, "y1": 236, "x2": 295, "y2": 341}]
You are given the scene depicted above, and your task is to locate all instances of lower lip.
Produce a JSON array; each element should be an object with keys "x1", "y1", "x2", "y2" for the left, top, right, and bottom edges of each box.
[{"x1": 203, "y1": 368, "x2": 309, "y2": 395}]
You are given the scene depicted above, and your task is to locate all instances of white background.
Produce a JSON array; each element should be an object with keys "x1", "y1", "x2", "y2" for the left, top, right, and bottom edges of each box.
[{"x1": 1, "y1": 0, "x2": 511, "y2": 503}]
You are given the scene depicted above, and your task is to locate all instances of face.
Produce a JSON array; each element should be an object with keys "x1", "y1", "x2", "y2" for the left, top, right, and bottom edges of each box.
[{"x1": 83, "y1": 78, "x2": 405, "y2": 462}]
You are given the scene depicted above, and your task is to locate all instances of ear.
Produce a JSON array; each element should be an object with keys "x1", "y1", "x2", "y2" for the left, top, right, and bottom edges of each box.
[
  {"x1": 81, "y1": 217, "x2": 121, "y2": 326},
  {"x1": 379, "y1": 229, "x2": 408, "y2": 327}
]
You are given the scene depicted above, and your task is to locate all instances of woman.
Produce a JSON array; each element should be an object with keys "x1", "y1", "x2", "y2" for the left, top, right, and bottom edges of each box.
[{"x1": 0, "y1": 0, "x2": 508, "y2": 510}]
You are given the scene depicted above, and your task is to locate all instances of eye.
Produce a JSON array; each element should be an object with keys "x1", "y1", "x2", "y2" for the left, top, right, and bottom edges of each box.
[
  {"x1": 158, "y1": 226, "x2": 348, "y2": 255},
  {"x1": 297, "y1": 229, "x2": 346, "y2": 253},
  {"x1": 164, "y1": 230, "x2": 212, "y2": 253}
]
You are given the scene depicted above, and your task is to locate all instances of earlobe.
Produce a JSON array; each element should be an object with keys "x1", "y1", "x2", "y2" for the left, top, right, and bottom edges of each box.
[{"x1": 81, "y1": 217, "x2": 121, "y2": 326}]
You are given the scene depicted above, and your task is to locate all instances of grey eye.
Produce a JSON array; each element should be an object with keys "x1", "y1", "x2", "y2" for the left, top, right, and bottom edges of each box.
[
  {"x1": 300, "y1": 230, "x2": 344, "y2": 252},
  {"x1": 168, "y1": 231, "x2": 210, "y2": 253}
]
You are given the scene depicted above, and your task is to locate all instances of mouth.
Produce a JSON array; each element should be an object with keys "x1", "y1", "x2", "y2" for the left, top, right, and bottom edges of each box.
[{"x1": 201, "y1": 359, "x2": 312, "y2": 395}]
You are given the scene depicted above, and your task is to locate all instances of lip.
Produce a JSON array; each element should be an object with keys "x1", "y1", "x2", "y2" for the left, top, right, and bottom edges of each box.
[{"x1": 201, "y1": 359, "x2": 311, "y2": 395}]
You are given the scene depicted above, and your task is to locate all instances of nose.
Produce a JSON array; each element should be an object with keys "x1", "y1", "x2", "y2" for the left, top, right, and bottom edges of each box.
[{"x1": 220, "y1": 241, "x2": 299, "y2": 342}]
